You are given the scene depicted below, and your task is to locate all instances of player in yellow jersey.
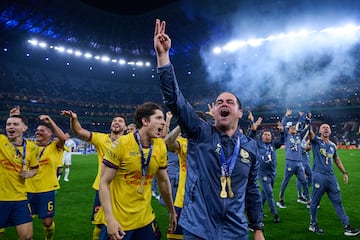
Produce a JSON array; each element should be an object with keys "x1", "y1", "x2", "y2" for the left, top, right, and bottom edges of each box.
[
  {"x1": 27, "y1": 114, "x2": 67, "y2": 240},
  {"x1": 99, "y1": 102, "x2": 177, "y2": 240},
  {"x1": 0, "y1": 106, "x2": 39, "y2": 240},
  {"x1": 61, "y1": 110, "x2": 128, "y2": 240}
]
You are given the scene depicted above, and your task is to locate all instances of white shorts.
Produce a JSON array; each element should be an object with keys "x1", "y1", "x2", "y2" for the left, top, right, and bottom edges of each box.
[{"x1": 62, "y1": 152, "x2": 72, "y2": 165}]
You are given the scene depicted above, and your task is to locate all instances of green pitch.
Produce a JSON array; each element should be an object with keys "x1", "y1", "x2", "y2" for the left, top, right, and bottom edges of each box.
[{"x1": 3, "y1": 149, "x2": 360, "y2": 239}]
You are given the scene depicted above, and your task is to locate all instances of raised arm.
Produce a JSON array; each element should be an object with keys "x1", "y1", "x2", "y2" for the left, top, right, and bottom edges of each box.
[
  {"x1": 165, "y1": 125, "x2": 181, "y2": 152},
  {"x1": 154, "y1": 19, "x2": 171, "y2": 67},
  {"x1": 39, "y1": 114, "x2": 66, "y2": 148},
  {"x1": 162, "y1": 111, "x2": 173, "y2": 138},
  {"x1": 61, "y1": 110, "x2": 91, "y2": 141},
  {"x1": 155, "y1": 19, "x2": 203, "y2": 138}
]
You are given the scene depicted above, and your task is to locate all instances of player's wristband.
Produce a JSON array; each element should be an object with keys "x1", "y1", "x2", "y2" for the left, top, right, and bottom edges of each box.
[{"x1": 343, "y1": 172, "x2": 348, "y2": 175}]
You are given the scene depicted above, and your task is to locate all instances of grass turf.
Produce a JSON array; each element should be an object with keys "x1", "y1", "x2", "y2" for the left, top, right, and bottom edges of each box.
[{"x1": 3, "y1": 149, "x2": 360, "y2": 239}]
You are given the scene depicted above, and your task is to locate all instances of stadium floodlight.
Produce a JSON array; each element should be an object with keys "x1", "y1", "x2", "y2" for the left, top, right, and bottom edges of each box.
[
  {"x1": 135, "y1": 61, "x2": 143, "y2": 66},
  {"x1": 26, "y1": 38, "x2": 152, "y2": 68},
  {"x1": 213, "y1": 23, "x2": 360, "y2": 54},
  {"x1": 28, "y1": 39, "x2": 38, "y2": 46},
  {"x1": 223, "y1": 40, "x2": 246, "y2": 52},
  {"x1": 213, "y1": 47, "x2": 222, "y2": 54},
  {"x1": 84, "y1": 52, "x2": 92, "y2": 58},
  {"x1": 101, "y1": 56, "x2": 110, "y2": 62},
  {"x1": 38, "y1": 42, "x2": 47, "y2": 48},
  {"x1": 54, "y1": 46, "x2": 65, "y2": 52},
  {"x1": 247, "y1": 38, "x2": 264, "y2": 47},
  {"x1": 74, "y1": 50, "x2": 82, "y2": 56}
]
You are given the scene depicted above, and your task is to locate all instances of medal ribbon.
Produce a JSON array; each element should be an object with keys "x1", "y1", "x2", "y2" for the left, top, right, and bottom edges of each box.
[
  {"x1": 135, "y1": 131, "x2": 153, "y2": 177},
  {"x1": 12, "y1": 139, "x2": 27, "y2": 166},
  {"x1": 219, "y1": 136, "x2": 240, "y2": 177},
  {"x1": 219, "y1": 136, "x2": 240, "y2": 198}
]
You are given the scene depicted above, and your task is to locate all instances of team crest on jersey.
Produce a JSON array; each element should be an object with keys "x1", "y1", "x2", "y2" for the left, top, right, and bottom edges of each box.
[
  {"x1": 240, "y1": 149, "x2": 250, "y2": 164},
  {"x1": 111, "y1": 140, "x2": 119, "y2": 149},
  {"x1": 129, "y1": 151, "x2": 138, "y2": 157},
  {"x1": 314, "y1": 183, "x2": 320, "y2": 189}
]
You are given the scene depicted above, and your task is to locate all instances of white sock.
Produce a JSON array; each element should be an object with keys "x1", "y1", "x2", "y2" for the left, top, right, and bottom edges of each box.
[{"x1": 64, "y1": 168, "x2": 70, "y2": 180}]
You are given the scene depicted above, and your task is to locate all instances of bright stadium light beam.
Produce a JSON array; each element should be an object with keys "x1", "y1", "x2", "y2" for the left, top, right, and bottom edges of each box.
[
  {"x1": 223, "y1": 40, "x2": 247, "y2": 52},
  {"x1": 247, "y1": 38, "x2": 264, "y2": 47},
  {"x1": 212, "y1": 23, "x2": 360, "y2": 54},
  {"x1": 28, "y1": 39, "x2": 38, "y2": 46},
  {"x1": 84, "y1": 52, "x2": 92, "y2": 58},
  {"x1": 38, "y1": 42, "x2": 47, "y2": 48},
  {"x1": 74, "y1": 50, "x2": 82, "y2": 56},
  {"x1": 101, "y1": 56, "x2": 110, "y2": 62},
  {"x1": 55, "y1": 46, "x2": 65, "y2": 52},
  {"x1": 213, "y1": 47, "x2": 222, "y2": 54}
]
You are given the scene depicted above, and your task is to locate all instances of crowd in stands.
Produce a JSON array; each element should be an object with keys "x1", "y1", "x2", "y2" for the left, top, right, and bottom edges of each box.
[{"x1": 1, "y1": 56, "x2": 359, "y2": 147}]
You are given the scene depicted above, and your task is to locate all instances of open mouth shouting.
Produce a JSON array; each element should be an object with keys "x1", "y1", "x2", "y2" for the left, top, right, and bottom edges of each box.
[{"x1": 220, "y1": 108, "x2": 230, "y2": 118}]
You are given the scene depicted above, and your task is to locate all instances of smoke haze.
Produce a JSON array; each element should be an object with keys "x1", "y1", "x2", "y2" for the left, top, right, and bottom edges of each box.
[{"x1": 181, "y1": 0, "x2": 360, "y2": 108}]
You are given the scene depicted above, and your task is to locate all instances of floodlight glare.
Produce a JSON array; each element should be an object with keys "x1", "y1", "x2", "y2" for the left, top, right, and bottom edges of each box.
[
  {"x1": 55, "y1": 46, "x2": 65, "y2": 52},
  {"x1": 38, "y1": 42, "x2": 47, "y2": 48},
  {"x1": 213, "y1": 47, "x2": 222, "y2": 54},
  {"x1": 74, "y1": 50, "x2": 82, "y2": 56},
  {"x1": 135, "y1": 61, "x2": 143, "y2": 66},
  {"x1": 119, "y1": 59, "x2": 126, "y2": 64},
  {"x1": 67, "y1": 49, "x2": 73, "y2": 54},
  {"x1": 28, "y1": 39, "x2": 38, "y2": 46},
  {"x1": 101, "y1": 56, "x2": 110, "y2": 62},
  {"x1": 84, "y1": 52, "x2": 92, "y2": 58}
]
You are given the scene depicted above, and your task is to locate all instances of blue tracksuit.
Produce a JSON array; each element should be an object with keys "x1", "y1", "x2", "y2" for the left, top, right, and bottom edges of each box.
[
  {"x1": 278, "y1": 116, "x2": 310, "y2": 201},
  {"x1": 249, "y1": 130, "x2": 284, "y2": 216},
  {"x1": 158, "y1": 64, "x2": 263, "y2": 240},
  {"x1": 296, "y1": 150, "x2": 312, "y2": 197},
  {"x1": 310, "y1": 137, "x2": 349, "y2": 226}
]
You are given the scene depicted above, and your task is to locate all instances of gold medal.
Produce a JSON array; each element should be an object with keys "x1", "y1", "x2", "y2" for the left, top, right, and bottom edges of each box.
[
  {"x1": 137, "y1": 175, "x2": 146, "y2": 194},
  {"x1": 226, "y1": 176, "x2": 234, "y2": 198},
  {"x1": 220, "y1": 176, "x2": 227, "y2": 198}
]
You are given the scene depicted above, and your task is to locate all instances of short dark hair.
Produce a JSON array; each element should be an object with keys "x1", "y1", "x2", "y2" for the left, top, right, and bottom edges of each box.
[
  {"x1": 134, "y1": 102, "x2": 163, "y2": 129},
  {"x1": 8, "y1": 115, "x2": 28, "y2": 126},
  {"x1": 112, "y1": 114, "x2": 128, "y2": 126}
]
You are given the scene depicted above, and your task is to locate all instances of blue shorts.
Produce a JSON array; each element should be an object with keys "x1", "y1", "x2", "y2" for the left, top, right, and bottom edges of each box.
[
  {"x1": 99, "y1": 219, "x2": 161, "y2": 240},
  {"x1": 28, "y1": 191, "x2": 55, "y2": 219},
  {"x1": 91, "y1": 190, "x2": 101, "y2": 223},
  {"x1": 0, "y1": 200, "x2": 32, "y2": 228},
  {"x1": 167, "y1": 206, "x2": 183, "y2": 239}
]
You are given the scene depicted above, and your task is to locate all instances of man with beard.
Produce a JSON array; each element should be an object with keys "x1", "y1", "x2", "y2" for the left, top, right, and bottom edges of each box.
[
  {"x1": 27, "y1": 114, "x2": 67, "y2": 240},
  {"x1": 0, "y1": 106, "x2": 38, "y2": 240},
  {"x1": 61, "y1": 110, "x2": 128, "y2": 240},
  {"x1": 154, "y1": 19, "x2": 264, "y2": 240}
]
